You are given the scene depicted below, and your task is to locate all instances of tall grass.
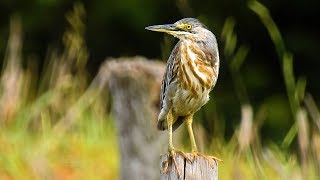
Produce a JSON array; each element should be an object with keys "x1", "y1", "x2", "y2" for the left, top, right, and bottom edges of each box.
[
  {"x1": 0, "y1": 1, "x2": 319, "y2": 180},
  {"x1": 0, "y1": 3, "x2": 118, "y2": 179},
  {"x1": 209, "y1": 1, "x2": 319, "y2": 179}
]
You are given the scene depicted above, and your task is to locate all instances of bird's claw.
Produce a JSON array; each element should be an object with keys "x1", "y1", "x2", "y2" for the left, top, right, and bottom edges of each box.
[
  {"x1": 162, "y1": 148, "x2": 191, "y2": 178},
  {"x1": 190, "y1": 151, "x2": 222, "y2": 168}
]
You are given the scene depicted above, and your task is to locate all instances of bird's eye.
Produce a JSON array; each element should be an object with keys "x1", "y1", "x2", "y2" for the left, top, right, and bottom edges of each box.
[{"x1": 186, "y1": 24, "x2": 192, "y2": 30}]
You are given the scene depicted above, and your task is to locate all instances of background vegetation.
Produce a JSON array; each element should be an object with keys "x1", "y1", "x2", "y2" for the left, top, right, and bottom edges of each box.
[{"x1": 0, "y1": 0, "x2": 319, "y2": 179}]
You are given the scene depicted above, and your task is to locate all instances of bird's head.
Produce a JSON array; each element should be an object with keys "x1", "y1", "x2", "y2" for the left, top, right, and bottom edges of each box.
[{"x1": 145, "y1": 18, "x2": 211, "y2": 40}]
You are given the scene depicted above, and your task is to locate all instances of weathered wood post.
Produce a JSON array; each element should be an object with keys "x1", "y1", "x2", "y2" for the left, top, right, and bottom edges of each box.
[
  {"x1": 102, "y1": 57, "x2": 167, "y2": 180},
  {"x1": 160, "y1": 153, "x2": 218, "y2": 180}
]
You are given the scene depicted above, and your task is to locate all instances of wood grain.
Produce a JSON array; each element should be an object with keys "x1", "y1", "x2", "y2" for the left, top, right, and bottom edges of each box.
[{"x1": 160, "y1": 153, "x2": 218, "y2": 180}]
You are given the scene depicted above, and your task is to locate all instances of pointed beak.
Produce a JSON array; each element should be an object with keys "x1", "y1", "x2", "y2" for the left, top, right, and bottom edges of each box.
[{"x1": 145, "y1": 24, "x2": 179, "y2": 34}]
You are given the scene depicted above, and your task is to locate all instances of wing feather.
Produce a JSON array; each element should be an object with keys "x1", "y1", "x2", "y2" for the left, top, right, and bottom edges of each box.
[
  {"x1": 157, "y1": 41, "x2": 181, "y2": 130},
  {"x1": 159, "y1": 41, "x2": 181, "y2": 110}
]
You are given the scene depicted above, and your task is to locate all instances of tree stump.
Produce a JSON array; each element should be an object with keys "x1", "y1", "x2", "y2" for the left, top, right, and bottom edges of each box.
[
  {"x1": 160, "y1": 153, "x2": 218, "y2": 180},
  {"x1": 101, "y1": 57, "x2": 168, "y2": 180}
]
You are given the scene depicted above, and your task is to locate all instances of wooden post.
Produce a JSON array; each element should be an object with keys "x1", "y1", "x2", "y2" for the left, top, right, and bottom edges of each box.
[
  {"x1": 160, "y1": 153, "x2": 218, "y2": 180},
  {"x1": 102, "y1": 57, "x2": 168, "y2": 180}
]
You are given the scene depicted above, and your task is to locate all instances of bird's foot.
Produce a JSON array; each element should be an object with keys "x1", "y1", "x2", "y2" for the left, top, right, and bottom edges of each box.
[
  {"x1": 162, "y1": 148, "x2": 191, "y2": 178},
  {"x1": 191, "y1": 150, "x2": 222, "y2": 168}
]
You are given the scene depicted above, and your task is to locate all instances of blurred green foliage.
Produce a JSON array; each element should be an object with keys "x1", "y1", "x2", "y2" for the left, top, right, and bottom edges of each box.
[{"x1": 0, "y1": 0, "x2": 320, "y2": 179}]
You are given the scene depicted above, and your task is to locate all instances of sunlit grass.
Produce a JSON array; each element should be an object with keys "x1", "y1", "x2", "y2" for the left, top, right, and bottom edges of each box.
[
  {"x1": 0, "y1": 4, "x2": 119, "y2": 179},
  {"x1": 0, "y1": 1, "x2": 319, "y2": 180},
  {"x1": 0, "y1": 116, "x2": 119, "y2": 179}
]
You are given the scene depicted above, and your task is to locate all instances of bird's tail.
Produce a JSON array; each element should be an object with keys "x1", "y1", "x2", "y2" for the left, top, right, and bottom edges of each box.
[
  {"x1": 157, "y1": 116, "x2": 185, "y2": 132},
  {"x1": 157, "y1": 119, "x2": 167, "y2": 131},
  {"x1": 172, "y1": 116, "x2": 185, "y2": 131}
]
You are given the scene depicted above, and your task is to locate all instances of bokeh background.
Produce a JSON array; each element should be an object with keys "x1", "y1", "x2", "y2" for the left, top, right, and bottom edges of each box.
[{"x1": 0, "y1": 0, "x2": 319, "y2": 179}]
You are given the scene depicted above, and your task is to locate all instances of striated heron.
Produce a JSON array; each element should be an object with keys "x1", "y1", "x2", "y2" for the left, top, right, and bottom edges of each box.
[{"x1": 146, "y1": 18, "x2": 221, "y2": 175}]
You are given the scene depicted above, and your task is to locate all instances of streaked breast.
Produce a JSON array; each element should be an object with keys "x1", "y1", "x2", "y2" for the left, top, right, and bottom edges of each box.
[{"x1": 178, "y1": 41, "x2": 218, "y2": 96}]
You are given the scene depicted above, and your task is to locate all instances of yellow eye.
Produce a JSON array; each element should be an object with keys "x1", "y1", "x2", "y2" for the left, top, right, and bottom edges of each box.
[{"x1": 186, "y1": 24, "x2": 192, "y2": 30}]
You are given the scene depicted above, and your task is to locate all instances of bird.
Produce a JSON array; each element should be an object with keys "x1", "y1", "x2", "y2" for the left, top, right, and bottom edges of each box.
[{"x1": 145, "y1": 18, "x2": 221, "y2": 175}]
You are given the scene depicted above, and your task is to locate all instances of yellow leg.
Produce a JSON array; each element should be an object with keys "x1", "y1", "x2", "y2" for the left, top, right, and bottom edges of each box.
[
  {"x1": 162, "y1": 109, "x2": 190, "y2": 177},
  {"x1": 186, "y1": 115, "x2": 223, "y2": 166},
  {"x1": 186, "y1": 114, "x2": 198, "y2": 152},
  {"x1": 168, "y1": 109, "x2": 174, "y2": 152}
]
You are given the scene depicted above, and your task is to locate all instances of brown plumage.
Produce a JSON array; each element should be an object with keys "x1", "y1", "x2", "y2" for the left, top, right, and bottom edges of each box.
[
  {"x1": 146, "y1": 18, "x2": 221, "y2": 176},
  {"x1": 147, "y1": 18, "x2": 219, "y2": 131}
]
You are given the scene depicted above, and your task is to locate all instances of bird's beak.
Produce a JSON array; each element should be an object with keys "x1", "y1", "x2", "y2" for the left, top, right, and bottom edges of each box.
[{"x1": 145, "y1": 24, "x2": 179, "y2": 35}]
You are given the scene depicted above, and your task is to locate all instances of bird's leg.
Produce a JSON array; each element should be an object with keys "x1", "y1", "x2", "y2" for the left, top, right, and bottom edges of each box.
[
  {"x1": 162, "y1": 109, "x2": 190, "y2": 177},
  {"x1": 186, "y1": 115, "x2": 222, "y2": 168},
  {"x1": 186, "y1": 114, "x2": 198, "y2": 153}
]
